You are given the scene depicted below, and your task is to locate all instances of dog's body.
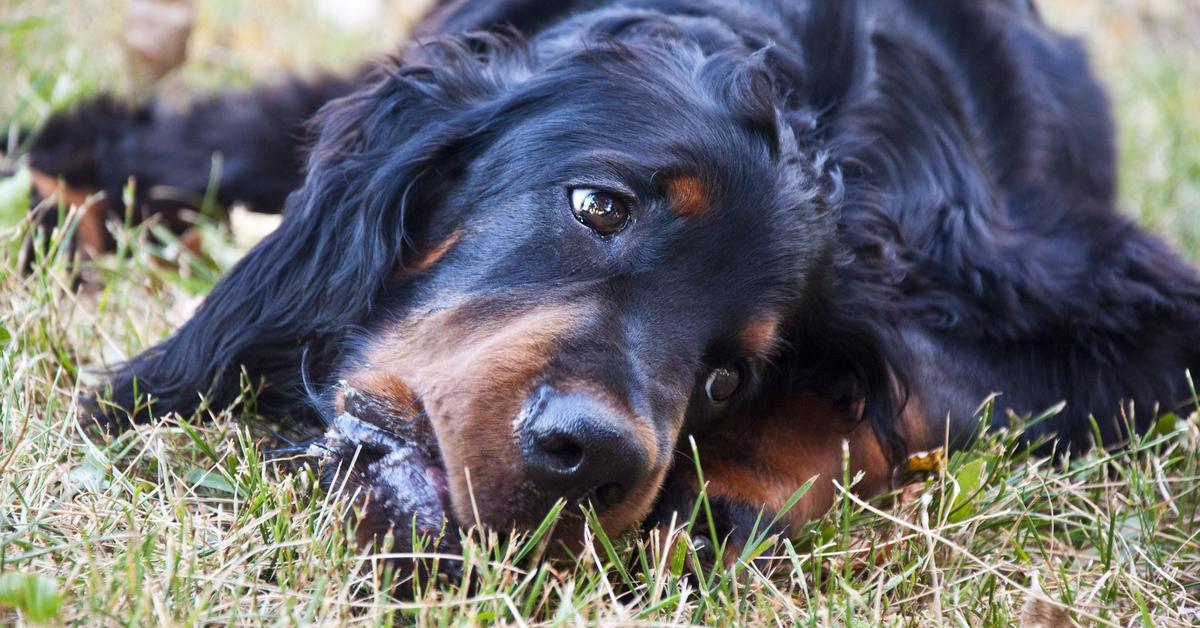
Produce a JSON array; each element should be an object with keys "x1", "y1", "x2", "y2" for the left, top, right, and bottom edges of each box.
[{"x1": 28, "y1": 0, "x2": 1200, "y2": 566}]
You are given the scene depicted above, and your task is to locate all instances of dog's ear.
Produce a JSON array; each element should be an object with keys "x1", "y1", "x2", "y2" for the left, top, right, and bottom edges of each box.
[
  {"x1": 799, "y1": 0, "x2": 870, "y2": 118},
  {"x1": 97, "y1": 36, "x2": 527, "y2": 425}
]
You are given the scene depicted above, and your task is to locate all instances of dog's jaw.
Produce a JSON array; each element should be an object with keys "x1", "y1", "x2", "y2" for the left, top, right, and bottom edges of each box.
[{"x1": 309, "y1": 386, "x2": 458, "y2": 556}]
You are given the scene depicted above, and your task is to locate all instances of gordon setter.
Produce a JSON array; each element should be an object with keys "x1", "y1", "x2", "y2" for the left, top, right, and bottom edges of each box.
[{"x1": 25, "y1": 0, "x2": 1200, "y2": 571}]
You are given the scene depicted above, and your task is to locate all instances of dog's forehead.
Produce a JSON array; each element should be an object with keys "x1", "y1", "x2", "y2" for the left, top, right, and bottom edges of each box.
[
  {"x1": 418, "y1": 53, "x2": 814, "y2": 313},
  {"x1": 447, "y1": 129, "x2": 805, "y2": 301},
  {"x1": 477, "y1": 103, "x2": 792, "y2": 223},
  {"x1": 481, "y1": 43, "x2": 785, "y2": 177}
]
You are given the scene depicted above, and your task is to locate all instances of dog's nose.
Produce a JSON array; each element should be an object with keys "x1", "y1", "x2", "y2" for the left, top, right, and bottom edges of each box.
[{"x1": 521, "y1": 387, "x2": 648, "y2": 510}]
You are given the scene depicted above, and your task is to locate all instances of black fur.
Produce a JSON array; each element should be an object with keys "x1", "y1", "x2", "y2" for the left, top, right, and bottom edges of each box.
[
  {"x1": 30, "y1": 76, "x2": 354, "y2": 216},
  {"x1": 33, "y1": 0, "x2": 1200, "y2": 529}
]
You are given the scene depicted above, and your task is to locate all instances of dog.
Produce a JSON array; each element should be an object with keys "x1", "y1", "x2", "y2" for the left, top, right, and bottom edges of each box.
[{"x1": 25, "y1": 0, "x2": 1200, "y2": 576}]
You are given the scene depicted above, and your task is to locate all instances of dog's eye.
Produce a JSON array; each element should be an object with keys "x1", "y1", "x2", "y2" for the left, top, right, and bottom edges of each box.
[
  {"x1": 705, "y1": 366, "x2": 741, "y2": 403},
  {"x1": 570, "y1": 188, "x2": 629, "y2": 236}
]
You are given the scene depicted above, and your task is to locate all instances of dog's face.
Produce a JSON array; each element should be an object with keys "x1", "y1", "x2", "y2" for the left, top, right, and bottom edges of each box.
[{"x1": 315, "y1": 34, "x2": 840, "y2": 545}]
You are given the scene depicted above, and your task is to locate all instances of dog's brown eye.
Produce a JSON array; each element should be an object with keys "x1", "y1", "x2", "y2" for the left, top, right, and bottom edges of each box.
[
  {"x1": 570, "y1": 188, "x2": 629, "y2": 236},
  {"x1": 705, "y1": 366, "x2": 741, "y2": 402}
]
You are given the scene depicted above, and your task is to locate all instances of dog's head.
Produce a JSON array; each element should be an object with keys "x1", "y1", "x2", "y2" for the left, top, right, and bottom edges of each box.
[
  {"x1": 322, "y1": 28, "x2": 838, "y2": 541},
  {"x1": 108, "y1": 9, "x2": 903, "y2": 550}
]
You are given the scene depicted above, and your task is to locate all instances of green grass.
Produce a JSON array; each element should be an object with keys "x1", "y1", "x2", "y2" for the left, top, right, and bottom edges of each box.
[{"x1": 2, "y1": 1, "x2": 1200, "y2": 625}]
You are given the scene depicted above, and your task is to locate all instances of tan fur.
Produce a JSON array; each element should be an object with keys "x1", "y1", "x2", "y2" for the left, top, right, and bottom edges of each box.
[
  {"x1": 31, "y1": 169, "x2": 94, "y2": 208},
  {"x1": 664, "y1": 174, "x2": 711, "y2": 218},
  {"x1": 393, "y1": 229, "x2": 462, "y2": 279},
  {"x1": 337, "y1": 371, "x2": 423, "y2": 429},
  {"x1": 74, "y1": 199, "x2": 114, "y2": 258},
  {"x1": 739, "y1": 314, "x2": 781, "y2": 357},
  {"x1": 31, "y1": 169, "x2": 112, "y2": 257},
  {"x1": 350, "y1": 297, "x2": 672, "y2": 540},
  {"x1": 691, "y1": 392, "x2": 940, "y2": 529}
]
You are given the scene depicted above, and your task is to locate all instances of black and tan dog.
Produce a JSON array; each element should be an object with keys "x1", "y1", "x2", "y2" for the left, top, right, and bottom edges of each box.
[{"x1": 25, "y1": 0, "x2": 1200, "y2": 573}]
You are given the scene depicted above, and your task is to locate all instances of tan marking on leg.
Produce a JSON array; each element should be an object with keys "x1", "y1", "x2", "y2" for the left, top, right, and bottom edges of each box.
[
  {"x1": 30, "y1": 169, "x2": 113, "y2": 257},
  {"x1": 697, "y1": 396, "x2": 886, "y2": 524},
  {"x1": 31, "y1": 169, "x2": 95, "y2": 208},
  {"x1": 688, "y1": 391, "x2": 939, "y2": 531},
  {"x1": 74, "y1": 197, "x2": 114, "y2": 258},
  {"x1": 648, "y1": 391, "x2": 943, "y2": 569}
]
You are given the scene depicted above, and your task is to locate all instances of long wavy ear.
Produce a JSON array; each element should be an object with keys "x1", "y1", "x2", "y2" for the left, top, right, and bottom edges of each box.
[{"x1": 97, "y1": 37, "x2": 525, "y2": 425}]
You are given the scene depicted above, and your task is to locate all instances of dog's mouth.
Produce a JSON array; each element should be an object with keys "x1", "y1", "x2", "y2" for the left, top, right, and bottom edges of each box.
[{"x1": 308, "y1": 386, "x2": 455, "y2": 542}]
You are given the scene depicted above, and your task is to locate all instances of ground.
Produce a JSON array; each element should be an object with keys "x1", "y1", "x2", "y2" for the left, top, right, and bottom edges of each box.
[{"x1": 1, "y1": 0, "x2": 1199, "y2": 625}]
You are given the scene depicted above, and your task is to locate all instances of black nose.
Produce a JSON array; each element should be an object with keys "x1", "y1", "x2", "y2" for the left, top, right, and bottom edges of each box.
[{"x1": 521, "y1": 386, "x2": 649, "y2": 510}]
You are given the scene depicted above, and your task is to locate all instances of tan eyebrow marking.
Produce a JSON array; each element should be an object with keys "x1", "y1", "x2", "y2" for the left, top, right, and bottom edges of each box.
[
  {"x1": 664, "y1": 174, "x2": 711, "y2": 218},
  {"x1": 740, "y1": 314, "x2": 781, "y2": 356},
  {"x1": 393, "y1": 228, "x2": 462, "y2": 279}
]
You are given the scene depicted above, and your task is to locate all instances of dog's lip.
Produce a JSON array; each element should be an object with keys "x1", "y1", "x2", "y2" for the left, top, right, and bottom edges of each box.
[
  {"x1": 313, "y1": 387, "x2": 455, "y2": 528},
  {"x1": 341, "y1": 385, "x2": 437, "y2": 447}
]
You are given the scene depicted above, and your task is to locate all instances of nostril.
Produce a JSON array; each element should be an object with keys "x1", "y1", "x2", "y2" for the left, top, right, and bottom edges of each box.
[
  {"x1": 594, "y1": 482, "x2": 626, "y2": 509},
  {"x1": 521, "y1": 389, "x2": 649, "y2": 508},
  {"x1": 538, "y1": 432, "x2": 585, "y2": 471}
]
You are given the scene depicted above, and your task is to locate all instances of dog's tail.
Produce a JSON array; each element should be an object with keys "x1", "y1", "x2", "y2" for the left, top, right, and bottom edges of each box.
[{"x1": 25, "y1": 73, "x2": 358, "y2": 232}]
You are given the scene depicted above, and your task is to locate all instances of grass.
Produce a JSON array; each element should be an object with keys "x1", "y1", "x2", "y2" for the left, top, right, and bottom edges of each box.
[{"x1": 2, "y1": 0, "x2": 1200, "y2": 624}]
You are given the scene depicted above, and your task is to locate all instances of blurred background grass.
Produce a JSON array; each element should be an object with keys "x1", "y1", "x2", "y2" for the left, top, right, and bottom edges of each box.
[
  {"x1": 2, "y1": 0, "x2": 1197, "y2": 258},
  {"x1": 1042, "y1": 0, "x2": 1200, "y2": 259},
  {"x1": 0, "y1": 0, "x2": 427, "y2": 115}
]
